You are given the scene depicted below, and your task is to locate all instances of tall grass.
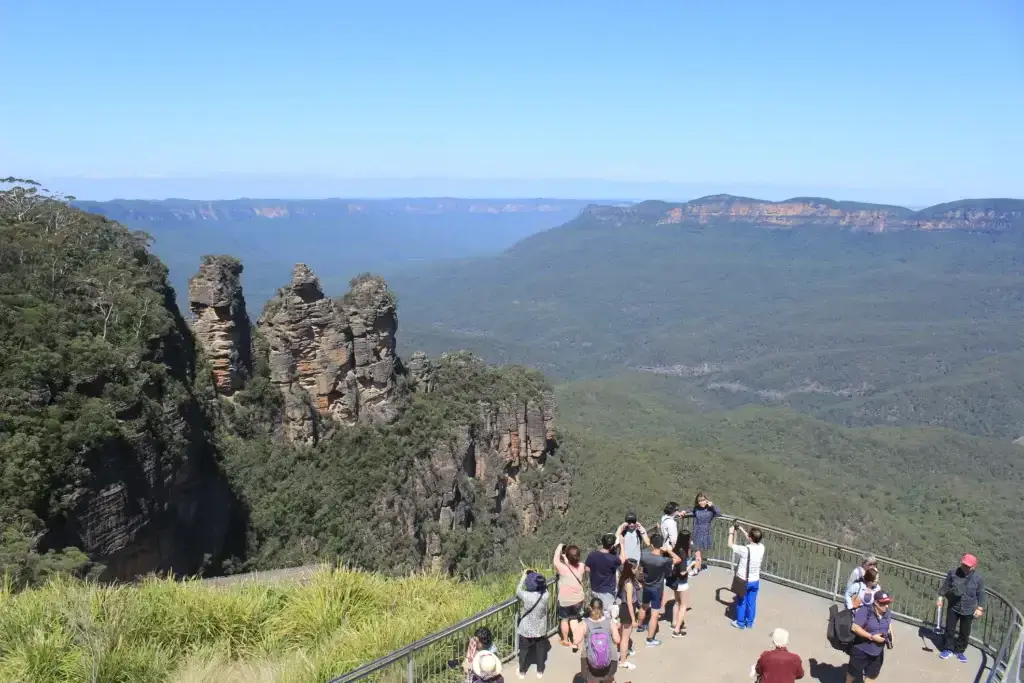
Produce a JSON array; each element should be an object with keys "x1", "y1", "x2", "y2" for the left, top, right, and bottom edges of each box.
[{"x1": 0, "y1": 567, "x2": 515, "y2": 683}]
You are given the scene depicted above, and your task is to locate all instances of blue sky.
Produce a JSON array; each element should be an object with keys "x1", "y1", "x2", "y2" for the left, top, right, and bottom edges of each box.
[{"x1": 2, "y1": 0, "x2": 1022, "y2": 202}]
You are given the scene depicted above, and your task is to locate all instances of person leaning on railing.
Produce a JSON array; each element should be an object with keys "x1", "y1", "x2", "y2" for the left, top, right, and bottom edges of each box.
[{"x1": 938, "y1": 553, "x2": 985, "y2": 664}]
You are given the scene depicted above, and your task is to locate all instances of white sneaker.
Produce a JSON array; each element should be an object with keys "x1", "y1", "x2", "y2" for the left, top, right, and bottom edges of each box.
[
  {"x1": 621, "y1": 661, "x2": 636, "y2": 670},
  {"x1": 517, "y1": 672, "x2": 525, "y2": 680},
  {"x1": 536, "y1": 674, "x2": 544, "y2": 679}
]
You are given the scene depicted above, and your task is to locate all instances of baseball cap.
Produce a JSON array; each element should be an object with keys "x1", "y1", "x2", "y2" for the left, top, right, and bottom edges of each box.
[
  {"x1": 625, "y1": 511, "x2": 638, "y2": 523},
  {"x1": 874, "y1": 591, "x2": 893, "y2": 605},
  {"x1": 961, "y1": 554, "x2": 978, "y2": 568}
]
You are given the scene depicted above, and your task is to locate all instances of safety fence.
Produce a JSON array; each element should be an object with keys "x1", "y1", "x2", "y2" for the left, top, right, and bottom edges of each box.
[{"x1": 327, "y1": 515, "x2": 1023, "y2": 683}]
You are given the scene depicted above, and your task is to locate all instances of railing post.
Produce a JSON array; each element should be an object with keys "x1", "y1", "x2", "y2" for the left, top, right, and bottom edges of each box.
[
  {"x1": 406, "y1": 654, "x2": 414, "y2": 683},
  {"x1": 934, "y1": 597, "x2": 945, "y2": 635},
  {"x1": 831, "y1": 549, "x2": 842, "y2": 600}
]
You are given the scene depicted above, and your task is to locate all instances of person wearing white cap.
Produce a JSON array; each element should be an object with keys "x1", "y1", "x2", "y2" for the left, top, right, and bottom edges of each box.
[
  {"x1": 753, "y1": 628, "x2": 804, "y2": 683},
  {"x1": 472, "y1": 650, "x2": 504, "y2": 683}
]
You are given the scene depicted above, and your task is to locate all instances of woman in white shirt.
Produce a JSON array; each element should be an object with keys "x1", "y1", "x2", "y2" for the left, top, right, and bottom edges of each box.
[{"x1": 844, "y1": 567, "x2": 881, "y2": 609}]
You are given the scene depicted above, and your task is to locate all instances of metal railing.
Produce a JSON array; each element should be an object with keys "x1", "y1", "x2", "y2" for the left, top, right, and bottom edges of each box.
[{"x1": 327, "y1": 515, "x2": 1024, "y2": 683}]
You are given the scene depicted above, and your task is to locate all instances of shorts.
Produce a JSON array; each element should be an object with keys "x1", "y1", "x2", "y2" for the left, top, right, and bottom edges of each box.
[
  {"x1": 849, "y1": 650, "x2": 884, "y2": 679},
  {"x1": 557, "y1": 602, "x2": 584, "y2": 620},
  {"x1": 618, "y1": 602, "x2": 638, "y2": 626},
  {"x1": 592, "y1": 592, "x2": 616, "y2": 617},
  {"x1": 641, "y1": 585, "x2": 664, "y2": 610},
  {"x1": 580, "y1": 657, "x2": 618, "y2": 683}
]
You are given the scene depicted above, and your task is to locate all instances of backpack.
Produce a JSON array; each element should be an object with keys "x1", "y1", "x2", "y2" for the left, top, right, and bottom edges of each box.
[
  {"x1": 585, "y1": 626, "x2": 613, "y2": 670},
  {"x1": 827, "y1": 604, "x2": 857, "y2": 654}
]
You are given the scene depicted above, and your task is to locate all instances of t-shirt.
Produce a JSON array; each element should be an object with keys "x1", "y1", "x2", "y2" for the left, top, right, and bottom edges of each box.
[
  {"x1": 585, "y1": 550, "x2": 622, "y2": 594},
  {"x1": 730, "y1": 542, "x2": 765, "y2": 583},
  {"x1": 659, "y1": 514, "x2": 679, "y2": 547},
  {"x1": 639, "y1": 549, "x2": 673, "y2": 589},
  {"x1": 556, "y1": 561, "x2": 586, "y2": 606},
  {"x1": 852, "y1": 605, "x2": 893, "y2": 656},
  {"x1": 621, "y1": 529, "x2": 643, "y2": 561}
]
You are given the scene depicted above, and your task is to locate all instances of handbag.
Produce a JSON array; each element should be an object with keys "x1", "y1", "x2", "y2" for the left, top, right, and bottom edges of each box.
[{"x1": 731, "y1": 547, "x2": 753, "y2": 598}]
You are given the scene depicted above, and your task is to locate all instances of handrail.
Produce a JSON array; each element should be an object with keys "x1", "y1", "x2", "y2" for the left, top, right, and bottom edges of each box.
[{"x1": 326, "y1": 514, "x2": 1024, "y2": 683}]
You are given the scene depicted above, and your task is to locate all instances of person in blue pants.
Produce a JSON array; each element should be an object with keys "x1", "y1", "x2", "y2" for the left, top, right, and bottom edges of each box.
[{"x1": 728, "y1": 523, "x2": 766, "y2": 630}]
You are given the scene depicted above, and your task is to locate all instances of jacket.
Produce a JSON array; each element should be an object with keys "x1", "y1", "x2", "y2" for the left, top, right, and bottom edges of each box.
[
  {"x1": 940, "y1": 568, "x2": 985, "y2": 615},
  {"x1": 755, "y1": 648, "x2": 804, "y2": 683}
]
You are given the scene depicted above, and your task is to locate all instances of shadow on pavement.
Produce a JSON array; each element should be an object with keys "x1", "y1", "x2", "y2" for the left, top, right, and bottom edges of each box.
[{"x1": 808, "y1": 657, "x2": 845, "y2": 683}]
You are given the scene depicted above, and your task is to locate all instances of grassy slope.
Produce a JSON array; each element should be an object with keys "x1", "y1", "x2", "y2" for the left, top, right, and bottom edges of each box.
[
  {"x1": 550, "y1": 373, "x2": 1024, "y2": 603},
  {"x1": 0, "y1": 568, "x2": 514, "y2": 683}
]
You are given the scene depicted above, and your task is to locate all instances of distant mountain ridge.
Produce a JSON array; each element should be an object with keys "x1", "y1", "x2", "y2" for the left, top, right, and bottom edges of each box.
[
  {"x1": 73, "y1": 198, "x2": 587, "y2": 222},
  {"x1": 581, "y1": 194, "x2": 1024, "y2": 232}
]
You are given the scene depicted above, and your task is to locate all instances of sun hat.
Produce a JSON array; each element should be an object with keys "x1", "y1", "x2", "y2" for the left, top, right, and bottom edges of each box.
[
  {"x1": 961, "y1": 554, "x2": 978, "y2": 568},
  {"x1": 472, "y1": 650, "x2": 502, "y2": 679}
]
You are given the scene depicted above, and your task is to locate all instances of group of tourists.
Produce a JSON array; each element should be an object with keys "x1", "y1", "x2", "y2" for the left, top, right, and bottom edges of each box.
[{"x1": 460, "y1": 497, "x2": 987, "y2": 683}]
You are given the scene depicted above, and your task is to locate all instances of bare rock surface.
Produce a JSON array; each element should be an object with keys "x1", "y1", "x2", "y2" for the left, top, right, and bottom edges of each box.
[
  {"x1": 257, "y1": 265, "x2": 399, "y2": 442},
  {"x1": 188, "y1": 255, "x2": 252, "y2": 395}
]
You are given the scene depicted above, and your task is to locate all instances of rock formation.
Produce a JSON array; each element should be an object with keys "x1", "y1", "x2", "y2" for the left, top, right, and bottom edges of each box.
[
  {"x1": 582, "y1": 195, "x2": 1024, "y2": 233},
  {"x1": 374, "y1": 353, "x2": 567, "y2": 571},
  {"x1": 188, "y1": 255, "x2": 252, "y2": 395},
  {"x1": 256, "y1": 265, "x2": 399, "y2": 442}
]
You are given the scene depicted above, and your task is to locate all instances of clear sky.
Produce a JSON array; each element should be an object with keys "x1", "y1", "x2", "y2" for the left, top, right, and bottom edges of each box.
[{"x1": 2, "y1": 0, "x2": 1022, "y2": 202}]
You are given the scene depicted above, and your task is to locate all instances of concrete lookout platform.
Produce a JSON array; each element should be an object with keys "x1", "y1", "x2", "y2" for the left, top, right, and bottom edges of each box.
[{"x1": 539, "y1": 567, "x2": 987, "y2": 683}]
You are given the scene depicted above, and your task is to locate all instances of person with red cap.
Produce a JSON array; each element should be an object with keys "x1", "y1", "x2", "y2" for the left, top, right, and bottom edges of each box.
[{"x1": 938, "y1": 553, "x2": 985, "y2": 663}]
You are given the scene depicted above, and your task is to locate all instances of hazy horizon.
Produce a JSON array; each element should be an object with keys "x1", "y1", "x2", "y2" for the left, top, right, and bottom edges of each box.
[{"x1": 45, "y1": 175, "x2": 982, "y2": 208}]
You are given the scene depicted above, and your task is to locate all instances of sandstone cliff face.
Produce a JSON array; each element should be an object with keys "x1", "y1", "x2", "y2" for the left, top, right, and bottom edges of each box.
[
  {"x1": 188, "y1": 255, "x2": 252, "y2": 395},
  {"x1": 256, "y1": 265, "x2": 399, "y2": 442},
  {"x1": 582, "y1": 195, "x2": 1024, "y2": 233},
  {"x1": 43, "y1": 287, "x2": 239, "y2": 582},
  {"x1": 379, "y1": 353, "x2": 567, "y2": 571}
]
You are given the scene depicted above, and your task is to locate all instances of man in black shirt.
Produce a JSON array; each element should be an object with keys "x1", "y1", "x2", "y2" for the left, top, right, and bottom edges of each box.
[{"x1": 585, "y1": 533, "x2": 622, "y2": 619}]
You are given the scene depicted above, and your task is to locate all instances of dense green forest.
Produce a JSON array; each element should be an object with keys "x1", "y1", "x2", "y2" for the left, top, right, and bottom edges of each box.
[
  {"x1": 390, "y1": 218, "x2": 1024, "y2": 438},
  {"x1": 533, "y1": 372, "x2": 1024, "y2": 603}
]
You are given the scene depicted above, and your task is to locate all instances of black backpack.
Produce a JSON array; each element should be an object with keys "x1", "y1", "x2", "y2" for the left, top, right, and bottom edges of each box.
[{"x1": 827, "y1": 604, "x2": 857, "y2": 654}]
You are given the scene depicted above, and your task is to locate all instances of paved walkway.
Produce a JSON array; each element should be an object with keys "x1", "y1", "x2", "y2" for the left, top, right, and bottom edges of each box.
[{"x1": 536, "y1": 568, "x2": 987, "y2": 683}]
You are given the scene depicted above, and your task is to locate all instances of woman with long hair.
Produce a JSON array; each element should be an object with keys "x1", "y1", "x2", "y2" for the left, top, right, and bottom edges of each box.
[
  {"x1": 666, "y1": 530, "x2": 695, "y2": 636},
  {"x1": 680, "y1": 491, "x2": 721, "y2": 569},
  {"x1": 615, "y1": 558, "x2": 642, "y2": 670},
  {"x1": 553, "y1": 543, "x2": 586, "y2": 649},
  {"x1": 579, "y1": 596, "x2": 621, "y2": 683}
]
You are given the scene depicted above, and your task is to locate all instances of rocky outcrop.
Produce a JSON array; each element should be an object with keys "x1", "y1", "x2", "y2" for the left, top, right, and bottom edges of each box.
[
  {"x1": 375, "y1": 353, "x2": 567, "y2": 571},
  {"x1": 581, "y1": 195, "x2": 1024, "y2": 233},
  {"x1": 256, "y1": 265, "x2": 399, "y2": 442},
  {"x1": 406, "y1": 351, "x2": 433, "y2": 392},
  {"x1": 188, "y1": 255, "x2": 252, "y2": 395}
]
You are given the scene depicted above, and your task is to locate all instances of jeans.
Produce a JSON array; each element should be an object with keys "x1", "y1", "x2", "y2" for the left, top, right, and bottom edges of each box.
[
  {"x1": 944, "y1": 610, "x2": 974, "y2": 654},
  {"x1": 518, "y1": 635, "x2": 548, "y2": 674},
  {"x1": 735, "y1": 580, "x2": 760, "y2": 627}
]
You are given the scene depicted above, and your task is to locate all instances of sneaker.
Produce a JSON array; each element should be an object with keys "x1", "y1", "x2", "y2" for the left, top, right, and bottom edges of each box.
[
  {"x1": 517, "y1": 672, "x2": 526, "y2": 680},
  {"x1": 536, "y1": 674, "x2": 544, "y2": 679},
  {"x1": 731, "y1": 621, "x2": 746, "y2": 630},
  {"x1": 621, "y1": 661, "x2": 636, "y2": 670},
  {"x1": 635, "y1": 624, "x2": 646, "y2": 633},
  {"x1": 628, "y1": 648, "x2": 636, "y2": 656},
  {"x1": 671, "y1": 630, "x2": 684, "y2": 638},
  {"x1": 939, "y1": 651, "x2": 953, "y2": 660},
  {"x1": 957, "y1": 653, "x2": 968, "y2": 664},
  {"x1": 645, "y1": 638, "x2": 661, "y2": 647}
]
